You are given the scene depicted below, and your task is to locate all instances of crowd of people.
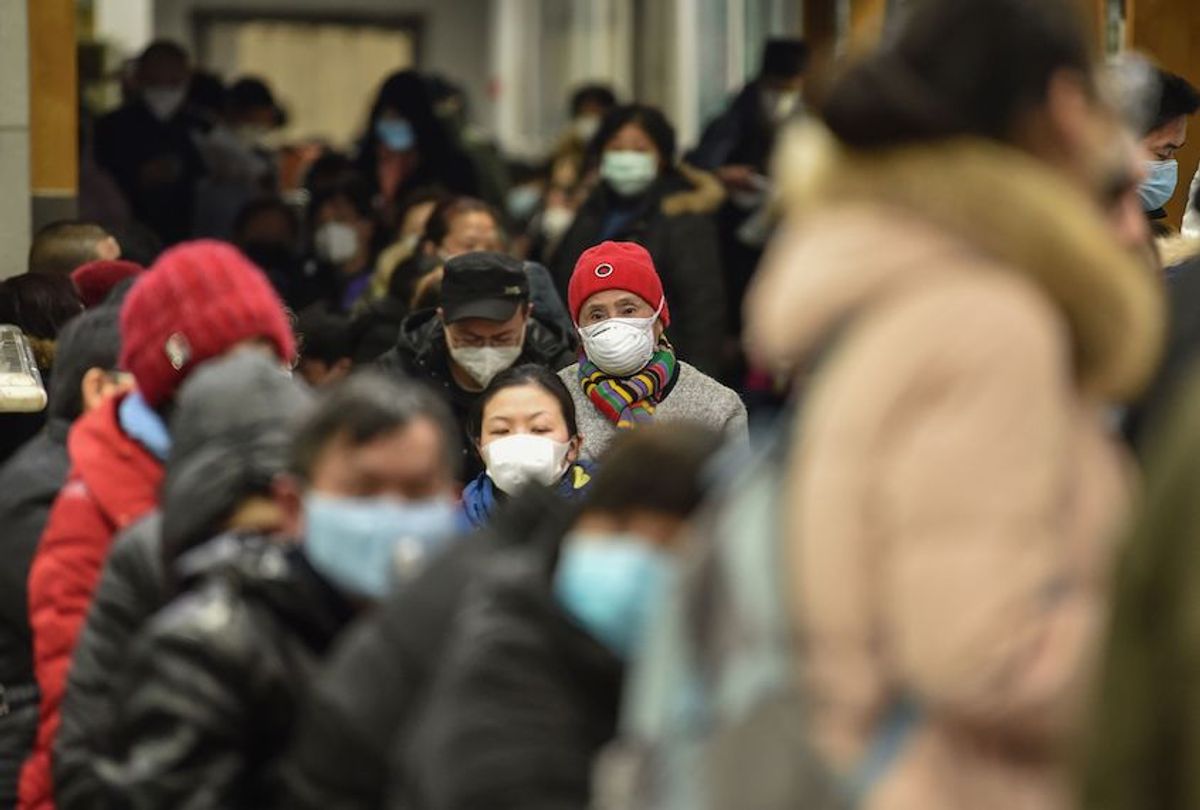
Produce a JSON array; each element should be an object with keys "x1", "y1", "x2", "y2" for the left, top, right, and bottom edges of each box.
[{"x1": 1, "y1": 0, "x2": 1200, "y2": 807}]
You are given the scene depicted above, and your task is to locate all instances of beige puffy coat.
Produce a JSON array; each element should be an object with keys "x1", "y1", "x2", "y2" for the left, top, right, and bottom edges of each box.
[{"x1": 744, "y1": 128, "x2": 1163, "y2": 810}]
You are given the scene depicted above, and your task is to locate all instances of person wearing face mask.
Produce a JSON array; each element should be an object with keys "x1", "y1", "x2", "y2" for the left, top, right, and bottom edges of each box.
[
  {"x1": 94, "y1": 41, "x2": 208, "y2": 246},
  {"x1": 1138, "y1": 68, "x2": 1200, "y2": 235},
  {"x1": 549, "y1": 105, "x2": 728, "y2": 376},
  {"x1": 406, "y1": 424, "x2": 723, "y2": 810},
  {"x1": 461, "y1": 365, "x2": 592, "y2": 528},
  {"x1": 377, "y1": 253, "x2": 575, "y2": 479},
  {"x1": 96, "y1": 374, "x2": 461, "y2": 809},
  {"x1": 309, "y1": 175, "x2": 385, "y2": 312},
  {"x1": 558, "y1": 241, "x2": 746, "y2": 463}
]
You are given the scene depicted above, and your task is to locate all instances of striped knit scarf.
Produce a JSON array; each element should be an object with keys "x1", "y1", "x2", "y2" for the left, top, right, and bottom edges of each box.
[{"x1": 579, "y1": 347, "x2": 678, "y2": 428}]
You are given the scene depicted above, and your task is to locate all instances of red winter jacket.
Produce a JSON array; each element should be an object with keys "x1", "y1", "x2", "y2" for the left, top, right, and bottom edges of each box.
[{"x1": 19, "y1": 396, "x2": 163, "y2": 810}]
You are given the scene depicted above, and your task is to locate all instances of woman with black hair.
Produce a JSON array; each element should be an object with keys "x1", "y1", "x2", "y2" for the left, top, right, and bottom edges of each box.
[
  {"x1": 461, "y1": 364, "x2": 592, "y2": 528},
  {"x1": 355, "y1": 70, "x2": 479, "y2": 226},
  {"x1": 548, "y1": 104, "x2": 727, "y2": 377},
  {"x1": 308, "y1": 174, "x2": 388, "y2": 312}
]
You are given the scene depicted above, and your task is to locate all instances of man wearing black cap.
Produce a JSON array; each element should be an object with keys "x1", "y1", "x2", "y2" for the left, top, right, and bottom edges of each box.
[
  {"x1": 687, "y1": 38, "x2": 808, "y2": 351},
  {"x1": 376, "y1": 252, "x2": 575, "y2": 476}
]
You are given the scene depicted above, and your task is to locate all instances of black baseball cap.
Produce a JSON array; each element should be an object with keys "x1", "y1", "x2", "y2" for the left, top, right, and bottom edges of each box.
[{"x1": 441, "y1": 252, "x2": 530, "y2": 324}]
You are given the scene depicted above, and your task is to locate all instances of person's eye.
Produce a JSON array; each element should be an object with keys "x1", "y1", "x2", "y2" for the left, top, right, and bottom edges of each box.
[
  {"x1": 489, "y1": 428, "x2": 510, "y2": 438},
  {"x1": 531, "y1": 426, "x2": 552, "y2": 434}
]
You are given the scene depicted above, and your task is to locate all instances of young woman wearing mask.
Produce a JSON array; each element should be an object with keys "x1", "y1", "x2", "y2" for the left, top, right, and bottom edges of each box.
[
  {"x1": 548, "y1": 105, "x2": 728, "y2": 376},
  {"x1": 559, "y1": 241, "x2": 747, "y2": 462},
  {"x1": 461, "y1": 364, "x2": 592, "y2": 528}
]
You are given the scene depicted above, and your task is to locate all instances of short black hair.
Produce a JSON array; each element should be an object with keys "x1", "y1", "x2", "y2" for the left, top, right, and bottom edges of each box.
[
  {"x1": 570, "y1": 83, "x2": 617, "y2": 117},
  {"x1": 0, "y1": 274, "x2": 83, "y2": 340},
  {"x1": 422, "y1": 196, "x2": 502, "y2": 252},
  {"x1": 289, "y1": 372, "x2": 461, "y2": 481},
  {"x1": 308, "y1": 172, "x2": 375, "y2": 228},
  {"x1": 761, "y1": 39, "x2": 809, "y2": 80},
  {"x1": 47, "y1": 303, "x2": 122, "y2": 422},
  {"x1": 296, "y1": 304, "x2": 352, "y2": 365},
  {"x1": 1148, "y1": 69, "x2": 1200, "y2": 135},
  {"x1": 28, "y1": 220, "x2": 110, "y2": 276},
  {"x1": 582, "y1": 424, "x2": 724, "y2": 518},
  {"x1": 138, "y1": 40, "x2": 189, "y2": 71},
  {"x1": 468, "y1": 364, "x2": 579, "y2": 442},
  {"x1": 590, "y1": 104, "x2": 677, "y2": 165},
  {"x1": 233, "y1": 196, "x2": 300, "y2": 244}
]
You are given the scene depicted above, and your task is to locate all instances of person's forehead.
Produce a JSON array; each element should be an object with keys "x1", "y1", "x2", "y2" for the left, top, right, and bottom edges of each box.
[
  {"x1": 583, "y1": 289, "x2": 650, "y2": 309},
  {"x1": 450, "y1": 312, "x2": 523, "y2": 335},
  {"x1": 330, "y1": 419, "x2": 444, "y2": 471},
  {"x1": 1145, "y1": 117, "x2": 1188, "y2": 146},
  {"x1": 486, "y1": 384, "x2": 560, "y2": 419}
]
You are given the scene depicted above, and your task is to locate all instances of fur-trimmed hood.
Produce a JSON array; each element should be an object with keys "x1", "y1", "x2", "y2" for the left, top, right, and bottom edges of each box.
[{"x1": 746, "y1": 123, "x2": 1164, "y2": 402}]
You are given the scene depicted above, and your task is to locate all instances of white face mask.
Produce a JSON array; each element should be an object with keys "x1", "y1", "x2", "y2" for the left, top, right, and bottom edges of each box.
[
  {"x1": 601, "y1": 151, "x2": 658, "y2": 197},
  {"x1": 762, "y1": 89, "x2": 801, "y2": 125},
  {"x1": 541, "y1": 206, "x2": 575, "y2": 240},
  {"x1": 315, "y1": 222, "x2": 360, "y2": 265},
  {"x1": 482, "y1": 433, "x2": 571, "y2": 495},
  {"x1": 447, "y1": 344, "x2": 523, "y2": 388},
  {"x1": 578, "y1": 302, "x2": 663, "y2": 377},
  {"x1": 143, "y1": 86, "x2": 187, "y2": 122},
  {"x1": 233, "y1": 123, "x2": 272, "y2": 149}
]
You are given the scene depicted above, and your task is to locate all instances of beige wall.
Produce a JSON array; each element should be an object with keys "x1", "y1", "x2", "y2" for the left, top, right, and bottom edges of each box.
[{"x1": 0, "y1": 0, "x2": 31, "y2": 279}]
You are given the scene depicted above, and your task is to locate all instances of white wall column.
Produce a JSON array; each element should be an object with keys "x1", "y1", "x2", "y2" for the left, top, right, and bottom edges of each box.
[
  {"x1": 96, "y1": 0, "x2": 154, "y2": 58},
  {"x1": 0, "y1": 0, "x2": 31, "y2": 279}
]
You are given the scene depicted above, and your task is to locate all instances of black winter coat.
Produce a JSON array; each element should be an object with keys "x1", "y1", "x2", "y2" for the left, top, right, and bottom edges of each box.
[
  {"x1": 100, "y1": 537, "x2": 356, "y2": 809},
  {"x1": 375, "y1": 310, "x2": 577, "y2": 478},
  {"x1": 278, "y1": 488, "x2": 574, "y2": 810},
  {"x1": 547, "y1": 169, "x2": 727, "y2": 377},
  {"x1": 405, "y1": 547, "x2": 624, "y2": 810},
  {"x1": 53, "y1": 513, "x2": 165, "y2": 810},
  {"x1": 0, "y1": 418, "x2": 67, "y2": 808}
]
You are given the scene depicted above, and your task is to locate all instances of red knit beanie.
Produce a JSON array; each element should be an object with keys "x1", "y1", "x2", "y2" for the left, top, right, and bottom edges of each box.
[
  {"x1": 120, "y1": 240, "x2": 295, "y2": 407},
  {"x1": 567, "y1": 241, "x2": 671, "y2": 327},
  {"x1": 72, "y1": 259, "x2": 145, "y2": 308}
]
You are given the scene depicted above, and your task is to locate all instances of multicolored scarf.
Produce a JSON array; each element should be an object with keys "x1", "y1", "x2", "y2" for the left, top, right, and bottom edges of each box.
[{"x1": 579, "y1": 347, "x2": 678, "y2": 428}]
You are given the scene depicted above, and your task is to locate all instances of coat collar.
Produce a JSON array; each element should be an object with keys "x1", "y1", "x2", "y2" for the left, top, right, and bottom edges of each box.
[{"x1": 747, "y1": 123, "x2": 1164, "y2": 402}]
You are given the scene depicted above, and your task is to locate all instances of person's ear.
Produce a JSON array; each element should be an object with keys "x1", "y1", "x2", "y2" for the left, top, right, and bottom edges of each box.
[
  {"x1": 272, "y1": 474, "x2": 305, "y2": 539},
  {"x1": 97, "y1": 236, "x2": 122, "y2": 261},
  {"x1": 566, "y1": 434, "x2": 582, "y2": 465},
  {"x1": 1042, "y1": 69, "x2": 1095, "y2": 157},
  {"x1": 80, "y1": 368, "x2": 109, "y2": 412},
  {"x1": 653, "y1": 320, "x2": 666, "y2": 341}
]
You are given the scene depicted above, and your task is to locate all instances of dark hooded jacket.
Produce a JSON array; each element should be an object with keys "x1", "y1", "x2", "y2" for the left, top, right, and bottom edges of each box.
[
  {"x1": 375, "y1": 310, "x2": 576, "y2": 477},
  {"x1": 278, "y1": 487, "x2": 574, "y2": 810},
  {"x1": 53, "y1": 352, "x2": 312, "y2": 809},
  {"x1": 99, "y1": 537, "x2": 356, "y2": 809},
  {"x1": 404, "y1": 547, "x2": 624, "y2": 810},
  {"x1": 547, "y1": 165, "x2": 727, "y2": 377}
]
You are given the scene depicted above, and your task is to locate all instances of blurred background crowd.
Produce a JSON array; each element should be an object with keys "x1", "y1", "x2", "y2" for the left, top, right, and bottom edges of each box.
[{"x1": 0, "y1": 0, "x2": 1200, "y2": 809}]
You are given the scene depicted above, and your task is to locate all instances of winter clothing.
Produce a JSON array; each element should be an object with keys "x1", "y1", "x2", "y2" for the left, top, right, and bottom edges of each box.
[
  {"x1": 580, "y1": 348, "x2": 678, "y2": 427},
  {"x1": 375, "y1": 310, "x2": 577, "y2": 478},
  {"x1": 21, "y1": 395, "x2": 164, "y2": 810},
  {"x1": 461, "y1": 462, "x2": 593, "y2": 529},
  {"x1": 52, "y1": 514, "x2": 164, "y2": 810},
  {"x1": 548, "y1": 166, "x2": 726, "y2": 376},
  {"x1": 53, "y1": 351, "x2": 311, "y2": 809},
  {"x1": 119, "y1": 241, "x2": 295, "y2": 408},
  {"x1": 560, "y1": 360, "x2": 747, "y2": 462},
  {"x1": 744, "y1": 125, "x2": 1163, "y2": 810},
  {"x1": 407, "y1": 547, "x2": 623, "y2": 810},
  {"x1": 70, "y1": 261, "x2": 144, "y2": 309},
  {"x1": 1081, "y1": 365, "x2": 1200, "y2": 810},
  {"x1": 0, "y1": 419, "x2": 69, "y2": 809},
  {"x1": 567, "y1": 241, "x2": 671, "y2": 326},
  {"x1": 278, "y1": 488, "x2": 573, "y2": 810},
  {"x1": 93, "y1": 101, "x2": 207, "y2": 245},
  {"x1": 100, "y1": 537, "x2": 356, "y2": 809}
]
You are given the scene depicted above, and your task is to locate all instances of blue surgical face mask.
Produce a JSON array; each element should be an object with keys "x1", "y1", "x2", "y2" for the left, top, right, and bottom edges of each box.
[
  {"x1": 303, "y1": 492, "x2": 459, "y2": 599},
  {"x1": 553, "y1": 531, "x2": 672, "y2": 658},
  {"x1": 601, "y1": 150, "x2": 659, "y2": 198},
  {"x1": 1139, "y1": 158, "x2": 1179, "y2": 211},
  {"x1": 376, "y1": 118, "x2": 416, "y2": 151}
]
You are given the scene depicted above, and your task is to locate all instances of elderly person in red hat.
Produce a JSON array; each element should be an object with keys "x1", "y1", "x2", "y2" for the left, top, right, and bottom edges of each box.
[
  {"x1": 19, "y1": 241, "x2": 294, "y2": 810},
  {"x1": 561, "y1": 240, "x2": 746, "y2": 460}
]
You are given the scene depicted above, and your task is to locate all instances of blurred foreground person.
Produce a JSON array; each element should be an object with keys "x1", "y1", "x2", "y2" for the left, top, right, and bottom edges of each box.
[
  {"x1": 549, "y1": 105, "x2": 727, "y2": 375},
  {"x1": 560, "y1": 241, "x2": 746, "y2": 461},
  {"x1": 52, "y1": 351, "x2": 310, "y2": 809},
  {"x1": 27, "y1": 222, "x2": 121, "y2": 278},
  {"x1": 100, "y1": 374, "x2": 460, "y2": 808},
  {"x1": 19, "y1": 242, "x2": 294, "y2": 810},
  {"x1": 408, "y1": 425, "x2": 723, "y2": 810},
  {"x1": 461, "y1": 364, "x2": 592, "y2": 528},
  {"x1": 1080, "y1": 366, "x2": 1200, "y2": 810},
  {"x1": 743, "y1": 0, "x2": 1161, "y2": 808},
  {"x1": 0, "y1": 307, "x2": 128, "y2": 809}
]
